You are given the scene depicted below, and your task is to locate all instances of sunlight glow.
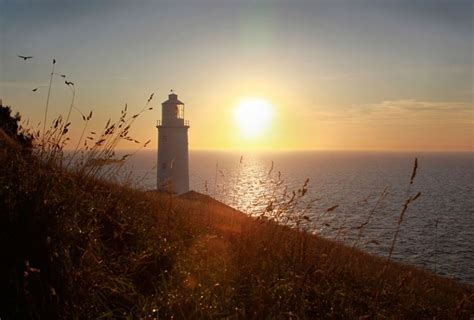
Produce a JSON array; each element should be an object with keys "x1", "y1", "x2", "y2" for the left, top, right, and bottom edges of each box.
[{"x1": 234, "y1": 97, "x2": 273, "y2": 139}]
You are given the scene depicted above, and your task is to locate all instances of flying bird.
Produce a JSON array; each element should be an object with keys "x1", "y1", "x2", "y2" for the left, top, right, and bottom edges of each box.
[
  {"x1": 32, "y1": 88, "x2": 38, "y2": 92},
  {"x1": 18, "y1": 55, "x2": 33, "y2": 60},
  {"x1": 65, "y1": 80, "x2": 74, "y2": 86}
]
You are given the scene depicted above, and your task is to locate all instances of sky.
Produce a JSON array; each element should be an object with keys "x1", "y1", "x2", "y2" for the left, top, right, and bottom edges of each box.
[{"x1": 0, "y1": 0, "x2": 472, "y2": 151}]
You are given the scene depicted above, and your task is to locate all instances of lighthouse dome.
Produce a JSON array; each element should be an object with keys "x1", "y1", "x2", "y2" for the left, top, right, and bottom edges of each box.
[{"x1": 163, "y1": 93, "x2": 184, "y2": 105}]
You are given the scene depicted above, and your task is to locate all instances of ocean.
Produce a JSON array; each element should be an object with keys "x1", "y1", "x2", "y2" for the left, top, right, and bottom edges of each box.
[{"x1": 120, "y1": 150, "x2": 473, "y2": 284}]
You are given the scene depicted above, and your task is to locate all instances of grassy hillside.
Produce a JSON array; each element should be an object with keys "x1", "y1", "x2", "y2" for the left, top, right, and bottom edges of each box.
[{"x1": 1, "y1": 107, "x2": 473, "y2": 319}]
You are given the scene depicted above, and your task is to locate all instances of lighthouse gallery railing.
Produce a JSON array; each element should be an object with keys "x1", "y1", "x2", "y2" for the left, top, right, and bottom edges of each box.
[{"x1": 156, "y1": 120, "x2": 190, "y2": 126}]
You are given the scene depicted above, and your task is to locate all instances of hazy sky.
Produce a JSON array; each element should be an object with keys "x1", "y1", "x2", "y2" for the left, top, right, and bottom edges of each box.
[{"x1": 1, "y1": 0, "x2": 472, "y2": 151}]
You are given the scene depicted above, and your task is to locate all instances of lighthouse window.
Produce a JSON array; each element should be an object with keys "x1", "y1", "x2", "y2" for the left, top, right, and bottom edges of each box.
[{"x1": 176, "y1": 105, "x2": 184, "y2": 119}]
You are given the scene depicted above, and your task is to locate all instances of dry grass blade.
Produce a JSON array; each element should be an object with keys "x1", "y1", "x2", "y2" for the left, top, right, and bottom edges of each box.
[
  {"x1": 410, "y1": 157, "x2": 418, "y2": 185},
  {"x1": 41, "y1": 58, "x2": 56, "y2": 152},
  {"x1": 148, "y1": 92, "x2": 154, "y2": 102},
  {"x1": 267, "y1": 160, "x2": 274, "y2": 176},
  {"x1": 374, "y1": 157, "x2": 422, "y2": 313}
]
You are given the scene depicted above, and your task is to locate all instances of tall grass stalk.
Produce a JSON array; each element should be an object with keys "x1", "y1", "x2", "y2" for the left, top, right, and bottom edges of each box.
[
  {"x1": 64, "y1": 82, "x2": 75, "y2": 128},
  {"x1": 214, "y1": 162, "x2": 218, "y2": 198},
  {"x1": 232, "y1": 155, "x2": 243, "y2": 207},
  {"x1": 66, "y1": 110, "x2": 92, "y2": 168},
  {"x1": 351, "y1": 186, "x2": 389, "y2": 251},
  {"x1": 42, "y1": 59, "x2": 56, "y2": 152},
  {"x1": 386, "y1": 158, "x2": 420, "y2": 263},
  {"x1": 373, "y1": 158, "x2": 421, "y2": 314},
  {"x1": 434, "y1": 218, "x2": 439, "y2": 274}
]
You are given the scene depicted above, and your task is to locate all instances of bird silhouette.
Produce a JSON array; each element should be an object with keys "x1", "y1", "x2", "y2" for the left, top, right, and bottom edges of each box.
[
  {"x1": 65, "y1": 80, "x2": 74, "y2": 86},
  {"x1": 18, "y1": 55, "x2": 33, "y2": 60},
  {"x1": 32, "y1": 88, "x2": 38, "y2": 92}
]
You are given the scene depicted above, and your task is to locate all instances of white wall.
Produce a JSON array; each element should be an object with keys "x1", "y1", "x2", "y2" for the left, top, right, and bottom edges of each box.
[{"x1": 157, "y1": 126, "x2": 189, "y2": 194}]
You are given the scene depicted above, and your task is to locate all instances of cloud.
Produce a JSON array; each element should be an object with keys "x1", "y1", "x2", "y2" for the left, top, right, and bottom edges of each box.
[
  {"x1": 368, "y1": 99, "x2": 472, "y2": 112},
  {"x1": 314, "y1": 99, "x2": 473, "y2": 125}
]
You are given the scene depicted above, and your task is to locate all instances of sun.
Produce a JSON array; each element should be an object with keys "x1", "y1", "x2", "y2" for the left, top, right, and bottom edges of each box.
[{"x1": 234, "y1": 97, "x2": 273, "y2": 139}]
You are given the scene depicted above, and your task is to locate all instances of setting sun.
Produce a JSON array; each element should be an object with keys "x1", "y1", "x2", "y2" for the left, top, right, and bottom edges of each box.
[{"x1": 234, "y1": 97, "x2": 274, "y2": 139}]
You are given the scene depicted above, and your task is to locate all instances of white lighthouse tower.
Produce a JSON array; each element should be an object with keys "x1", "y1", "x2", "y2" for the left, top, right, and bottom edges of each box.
[{"x1": 157, "y1": 91, "x2": 190, "y2": 194}]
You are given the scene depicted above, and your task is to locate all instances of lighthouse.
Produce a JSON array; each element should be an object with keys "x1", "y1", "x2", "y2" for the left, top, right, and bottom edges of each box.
[{"x1": 157, "y1": 92, "x2": 190, "y2": 194}]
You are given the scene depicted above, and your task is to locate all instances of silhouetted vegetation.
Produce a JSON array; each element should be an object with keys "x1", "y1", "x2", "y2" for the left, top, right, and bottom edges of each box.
[
  {"x1": 0, "y1": 103, "x2": 32, "y2": 151},
  {"x1": 1, "y1": 106, "x2": 473, "y2": 319}
]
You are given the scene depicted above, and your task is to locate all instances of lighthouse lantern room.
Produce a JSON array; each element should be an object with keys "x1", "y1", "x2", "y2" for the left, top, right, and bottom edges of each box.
[{"x1": 157, "y1": 92, "x2": 190, "y2": 194}]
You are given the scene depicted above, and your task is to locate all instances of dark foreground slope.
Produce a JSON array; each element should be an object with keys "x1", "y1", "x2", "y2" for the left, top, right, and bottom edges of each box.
[{"x1": 1, "y1": 147, "x2": 473, "y2": 319}]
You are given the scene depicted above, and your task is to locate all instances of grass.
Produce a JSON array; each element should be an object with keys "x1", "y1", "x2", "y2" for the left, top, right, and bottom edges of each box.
[{"x1": 1, "y1": 111, "x2": 473, "y2": 319}]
